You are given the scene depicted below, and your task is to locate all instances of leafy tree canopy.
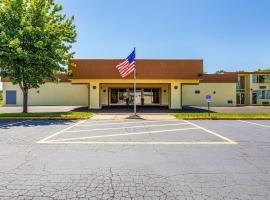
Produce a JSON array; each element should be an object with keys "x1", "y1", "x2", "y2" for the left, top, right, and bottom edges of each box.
[
  {"x1": 215, "y1": 69, "x2": 226, "y2": 74},
  {"x1": 0, "y1": 0, "x2": 76, "y2": 112},
  {"x1": 255, "y1": 68, "x2": 270, "y2": 72}
]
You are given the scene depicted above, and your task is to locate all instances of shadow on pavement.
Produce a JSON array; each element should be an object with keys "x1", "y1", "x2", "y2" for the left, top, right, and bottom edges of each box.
[
  {"x1": 182, "y1": 106, "x2": 216, "y2": 113},
  {"x1": 87, "y1": 106, "x2": 216, "y2": 114},
  {"x1": 0, "y1": 120, "x2": 74, "y2": 130}
]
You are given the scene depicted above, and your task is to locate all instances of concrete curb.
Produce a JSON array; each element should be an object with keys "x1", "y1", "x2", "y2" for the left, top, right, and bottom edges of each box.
[
  {"x1": 179, "y1": 118, "x2": 270, "y2": 120},
  {"x1": 0, "y1": 117, "x2": 92, "y2": 120}
]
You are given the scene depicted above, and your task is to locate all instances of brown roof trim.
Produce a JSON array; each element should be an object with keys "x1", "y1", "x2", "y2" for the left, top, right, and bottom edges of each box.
[
  {"x1": 69, "y1": 59, "x2": 203, "y2": 79},
  {"x1": 225, "y1": 72, "x2": 270, "y2": 75},
  {"x1": 71, "y1": 59, "x2": 204, "y2": 61},
  {"x1": 201, "y1": 74, "x2": 237, "y2": 83}
]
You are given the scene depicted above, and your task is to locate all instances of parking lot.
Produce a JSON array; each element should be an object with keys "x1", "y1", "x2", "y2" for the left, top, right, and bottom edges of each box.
[{"x1": 0, "y1": 119, "x2": 270, "y2": 199}]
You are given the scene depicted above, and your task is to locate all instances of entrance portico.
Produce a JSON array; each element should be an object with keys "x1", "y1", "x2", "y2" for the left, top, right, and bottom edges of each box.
[
  {"x1": 71, "y1": 79, "x2": 200, "y2": 110},
  {"x1": 69, "y1": 59, "x2": 203, "y2": 110}
]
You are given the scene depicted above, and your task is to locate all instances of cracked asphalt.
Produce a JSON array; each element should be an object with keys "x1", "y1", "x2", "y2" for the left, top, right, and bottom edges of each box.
[{"x1": 0, "y1": 119, "x2": 270, "y2": 199}]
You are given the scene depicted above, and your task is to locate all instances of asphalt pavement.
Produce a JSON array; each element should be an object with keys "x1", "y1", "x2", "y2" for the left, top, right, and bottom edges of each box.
[{"x1": 0, "y1": 119, "x2": 270, "y2": 199}]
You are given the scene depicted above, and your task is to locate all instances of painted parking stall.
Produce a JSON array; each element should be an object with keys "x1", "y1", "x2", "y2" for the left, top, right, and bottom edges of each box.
[{"x1": 37, "y1": 119, "x2": 237, "y2": 145}]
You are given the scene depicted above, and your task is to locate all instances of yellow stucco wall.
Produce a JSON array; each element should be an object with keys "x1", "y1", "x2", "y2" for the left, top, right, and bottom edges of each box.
[
  {"x1": 3, "y1": 82, "x2": 88, "y2": 106},
  {"x1": 251, "y1": 83, "x2": 270, "y2": 90},
  {"x1": 182, "y1": 83, "x2": 236, "y2": 106}
]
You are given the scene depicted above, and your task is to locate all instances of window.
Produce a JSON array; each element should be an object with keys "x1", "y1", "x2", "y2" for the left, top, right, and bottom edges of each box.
[
  {"x1": 118, "y1": 89, "x2": 128, "y2": 104},
  {"x1": 262, "y1": 91, "x2": 266, "y2": 99},
  {"x1": 253, "y1": 75, "x2": 270, "y2": 83},
  {"x1": 252, "y1": 75, "x2": 258, "y2": 83},
  {"x1": 110, "y1": 88, "x2": 129, "y2": 104},
  {"x1": 266, "y1": 75, "x2": 270, "y2": 83},
  {"x1": 111, "y1": 89, "x2": 118, "y2": 104},
  {"x1": 267, "y1": 91, "x2": 270, "y2": 99},
  {"x1": 237, "y1": 76, "x2": 245, "y2": 90},
  {"x1": 152, "y1": 89, "x2": 160, "y2": 104},
  {"x1": 255, "y1": 90, "x2": 270, "y2": 100},
  {"x1": 195, "y1": 90, "x2": 200, "y2": 94},
  {"x1": 258, "y1": 75, "x2": 265, "y2": 83},
  {"x1": 143, "y1": 89, "x2": 160, "y2": 105}
]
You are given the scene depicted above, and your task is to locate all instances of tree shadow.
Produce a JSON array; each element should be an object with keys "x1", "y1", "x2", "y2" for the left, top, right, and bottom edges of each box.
[
  {"x1": 182, "y1": 106, "x2": 216, "y2": 113},
  {"x1": 0, "y1": 120, "x2": 75, "y2": 130}
]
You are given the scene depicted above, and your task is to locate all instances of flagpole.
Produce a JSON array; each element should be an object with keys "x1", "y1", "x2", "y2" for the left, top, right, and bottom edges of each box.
[{"x1": 134, "y1": 47, "x2": 137, "y2": 116}]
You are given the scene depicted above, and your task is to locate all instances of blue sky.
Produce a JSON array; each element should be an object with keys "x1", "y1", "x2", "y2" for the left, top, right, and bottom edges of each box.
[{"x1": 55, "y1": 0, "x2": 270, "y2": 73}]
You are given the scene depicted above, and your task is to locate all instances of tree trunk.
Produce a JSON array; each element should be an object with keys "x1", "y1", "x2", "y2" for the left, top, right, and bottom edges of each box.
[{"x1": 22, "y1": 88, "x2": 28, "y2": 113}]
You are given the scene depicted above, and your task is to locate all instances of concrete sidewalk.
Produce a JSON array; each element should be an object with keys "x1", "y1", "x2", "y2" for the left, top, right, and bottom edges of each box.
[{"x1": 91, "y1": 114, "x2": 176, "y2": 120}]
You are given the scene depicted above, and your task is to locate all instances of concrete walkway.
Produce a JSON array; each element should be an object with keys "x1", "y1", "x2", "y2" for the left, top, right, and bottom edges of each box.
[{"x1": 91, "y1": 114, "x2": 176, "y2": 120}]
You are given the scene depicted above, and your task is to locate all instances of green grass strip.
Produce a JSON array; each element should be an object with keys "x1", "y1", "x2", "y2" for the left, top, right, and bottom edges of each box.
[
  {"x1": 0, "y1": 112, "x2": 94, "y2": 120},
  {"x1": 172, "y1": 113, "x2": 270, "y2": 120}
]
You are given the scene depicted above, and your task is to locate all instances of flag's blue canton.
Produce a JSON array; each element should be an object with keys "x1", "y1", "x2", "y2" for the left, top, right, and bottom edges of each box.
[{"x1": 127, "y1": 50, "x2": 135, "y2": 63}]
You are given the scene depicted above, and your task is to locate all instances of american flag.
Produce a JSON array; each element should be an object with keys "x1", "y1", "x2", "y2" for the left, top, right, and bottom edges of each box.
[{"x1": 116, "y1": 50, "x2": 136, "y2": 78}]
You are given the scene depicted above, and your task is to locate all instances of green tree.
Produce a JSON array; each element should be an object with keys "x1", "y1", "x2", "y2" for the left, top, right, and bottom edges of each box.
[
  {"x1": 215, "y1": 69, "x2": 225, "y2": 74},
  {"x1": 255, "y1": 68, "x2": 270, "y2": 72},
  {"x1": 0, "y1": 0, "x2": 76, "y2": 113}
]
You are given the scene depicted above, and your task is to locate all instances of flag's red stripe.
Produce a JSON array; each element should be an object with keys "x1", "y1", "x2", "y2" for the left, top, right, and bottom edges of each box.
[
  {"x1": 120, "y1": 63, "x2": 134, "y2": 75},
  {"x1": 121, "y1": 62, "x2": 135, "y2": 77},
  {"x1": 122, "y1": 68, "x2": 135, "y2": 77},
  {"x1": 116, "y1": 59, "x2": 128, "y2": 69},
  {"x1": 122, "y1": 67, "x2": 134, "y2": 77},
  {"x1": 118, "y1": 62, "x2": 130, "y2": 72},
  {"x1": 118, "y1": 61, "x2": 132, "y2": 73},
  {"x1": 116, "y1": 59, "x2": 136, "y2": 78}
]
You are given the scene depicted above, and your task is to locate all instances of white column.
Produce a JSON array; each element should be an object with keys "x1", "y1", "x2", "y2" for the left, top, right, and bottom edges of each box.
[
  {"x1": 89, "y1": 83, "x2": 100, "y2": 109},
  {"x1": 170, "y1": 82, "x2": 182, "y2": 109}
]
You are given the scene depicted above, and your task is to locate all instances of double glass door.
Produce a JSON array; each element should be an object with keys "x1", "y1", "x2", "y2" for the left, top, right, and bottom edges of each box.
[
  {"x1": 129, "y1": 90, "x2": 142, "y2": 105},
  {"x1": 110, "y1": 88, "x2": 160, "y2": 106},
  {"x1": 236, "y1": 92, "x2": 245, "y2": 105}
]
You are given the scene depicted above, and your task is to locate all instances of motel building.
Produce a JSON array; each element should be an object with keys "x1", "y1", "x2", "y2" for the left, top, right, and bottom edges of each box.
[{"x1": 1, "y1": 59, "x2": 270, "y2": 109}]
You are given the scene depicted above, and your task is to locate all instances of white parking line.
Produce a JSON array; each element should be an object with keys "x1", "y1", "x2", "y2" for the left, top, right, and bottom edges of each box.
[
  {"x1": 79, "y1": 120, "x2": 182, "y2": 127},
  {"x1": 183, "y1": 120, "x2": 237, "y2": 144},
  {"x1": 0, "y1": 120, "x2": 30, "y2": 127},
  {"x1": 238, "y1": 120, "x2": 270, "y2": 128},
  {"x1": 84, "y1": 119, "x2": 131, "y2": 124},
  {"x1": 36, "y1": 120, "x2": 87, "y2": 143},
  {"x1": 41, "y1": 141, "x2": 232, "y2": 145},
  {"x1": 45, "y1": 127, "x2": 200, "y2": 143},
  {"x1": 66, "y1": 122, "x2": 190, "y2": 133}
]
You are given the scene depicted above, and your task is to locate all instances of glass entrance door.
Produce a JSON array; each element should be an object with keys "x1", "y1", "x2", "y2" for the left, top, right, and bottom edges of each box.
[
  {"x1": 129, "y1": 90, "x2": 142, "y2": 105},
  {"x1": 252, "y1": 92, "x2": 258, "y2": 104},
  {"x1": 110, "y1": 88, "x2": 129, "y2": 105},
  {"x1": 237, "y1": 92, "x2": 245, "y2": 105},
  {"x1": 110, "y1": 88, "x2": 161, "y2": 106}
]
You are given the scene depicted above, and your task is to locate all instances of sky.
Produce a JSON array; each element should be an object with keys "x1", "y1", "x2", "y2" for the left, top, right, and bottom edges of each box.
[
  {"x1": 1, "y1": 0, "x2": 270, "y2": 90},
  {"x1": 55, "y1": 0, "x2": 270, "y2": 73}
]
